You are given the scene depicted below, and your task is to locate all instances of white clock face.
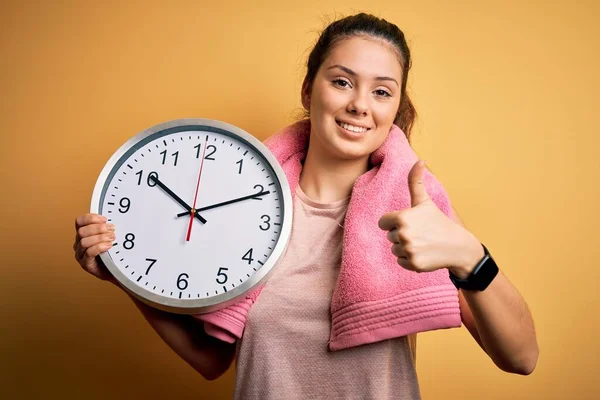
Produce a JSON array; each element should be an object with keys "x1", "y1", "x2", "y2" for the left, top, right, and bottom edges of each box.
[{"x1": 91, "y1": 120, "x2": 292, "y2": 314}]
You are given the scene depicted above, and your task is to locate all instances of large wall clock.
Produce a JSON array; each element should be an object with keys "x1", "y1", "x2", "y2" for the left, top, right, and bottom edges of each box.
[{"x1": 90, "y1": 119, "x2": 292, "y2": 314}]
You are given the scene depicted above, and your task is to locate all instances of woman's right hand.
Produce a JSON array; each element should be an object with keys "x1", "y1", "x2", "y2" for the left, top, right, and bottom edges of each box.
[{"x1": 73, "y1": 213, "x2": 117, "y2": 283}]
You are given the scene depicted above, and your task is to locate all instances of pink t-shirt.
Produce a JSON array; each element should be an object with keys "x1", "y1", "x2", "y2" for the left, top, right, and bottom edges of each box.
[{"x1": 234, "y1": 185, "x2": 421, "y2": 399}]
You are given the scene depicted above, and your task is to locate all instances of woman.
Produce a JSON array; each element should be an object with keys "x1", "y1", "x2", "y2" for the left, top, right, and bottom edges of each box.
[{"x1": 73, "y1": 13, "x2": 538, "y2": 399}]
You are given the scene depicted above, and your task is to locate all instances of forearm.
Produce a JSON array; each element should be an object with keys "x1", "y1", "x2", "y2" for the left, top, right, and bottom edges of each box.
[
  {"x1": 453, "y1": 262, "x2": 539, "y2": 374},
  {"x1": 116, "y1": 284, "x2": 236, "y2": 380},
  {"x1": 445, "y1": 208, "x2": 539, "y2": 374}
]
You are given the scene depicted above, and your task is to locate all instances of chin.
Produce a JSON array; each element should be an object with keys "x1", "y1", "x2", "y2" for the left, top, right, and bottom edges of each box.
[{"x1": 330, "y1": 137, "x2": 373, "y2": 161}]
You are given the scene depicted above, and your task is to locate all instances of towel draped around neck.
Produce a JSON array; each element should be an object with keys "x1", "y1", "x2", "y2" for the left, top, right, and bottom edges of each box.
[{"x1": 195, "y1": 119, "x2": 462, "y2": 351}]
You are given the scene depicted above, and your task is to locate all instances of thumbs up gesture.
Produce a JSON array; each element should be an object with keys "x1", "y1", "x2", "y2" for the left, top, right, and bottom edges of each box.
[{"x1": 378, "y1": 160, "x2": 481, "y2": 276}]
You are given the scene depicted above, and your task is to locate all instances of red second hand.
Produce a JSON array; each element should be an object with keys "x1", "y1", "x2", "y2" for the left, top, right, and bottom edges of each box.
[{"x1": 186, "y1": 138, "x2": 208, "y2": 242}]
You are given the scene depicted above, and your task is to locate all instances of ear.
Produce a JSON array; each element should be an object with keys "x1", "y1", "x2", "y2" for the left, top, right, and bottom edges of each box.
[{"x1": 301, "y1": 78, "x2": 312, "y2": 111}]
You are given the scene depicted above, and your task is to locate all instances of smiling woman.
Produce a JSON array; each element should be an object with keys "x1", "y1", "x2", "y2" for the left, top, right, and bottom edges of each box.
[
  {"x1": 301, "y1": 37, "x2": 403, "y2": 179},
  {"x1": 72, "y1": 12, "x2": 538, "y2": 400},
  {"x1": 296, "y1": 16, "x2": 417, "y2": 204}
]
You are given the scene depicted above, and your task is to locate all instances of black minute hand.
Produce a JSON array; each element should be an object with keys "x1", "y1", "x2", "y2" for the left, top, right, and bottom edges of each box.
[
  {"x1": 175, "y1": 190, "x2": 271, "y2": 218},
  {"x1": 148, "y1": 175, "x2": 207, "y2": 224}
]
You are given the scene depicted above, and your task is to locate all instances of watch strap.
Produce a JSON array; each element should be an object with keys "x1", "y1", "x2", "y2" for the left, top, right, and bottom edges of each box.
[{"x1": 449, "y1": 244, "x2": 499, "y2": 291}]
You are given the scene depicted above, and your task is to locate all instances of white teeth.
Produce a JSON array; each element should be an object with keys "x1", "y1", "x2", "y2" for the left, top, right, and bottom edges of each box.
[{"x1": 340, "y1": 122, "x2": 368, "y2": 133}]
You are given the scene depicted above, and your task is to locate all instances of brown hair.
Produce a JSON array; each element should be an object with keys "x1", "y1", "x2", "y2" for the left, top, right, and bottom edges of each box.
[{"x1": 302, "y1": 13, "x2": 417, "y2": 140}]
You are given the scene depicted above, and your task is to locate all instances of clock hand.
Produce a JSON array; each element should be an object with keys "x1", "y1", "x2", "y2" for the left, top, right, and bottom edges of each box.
[
  {"x1": 175, "y1": 190, "x2": 271, "y2": 218},
  {"x1": 187, "y1": 138, "x2": 208, "y2": 241},
  {"x1": 148, "y1": 175, "x2": 207, "y2": 224}
]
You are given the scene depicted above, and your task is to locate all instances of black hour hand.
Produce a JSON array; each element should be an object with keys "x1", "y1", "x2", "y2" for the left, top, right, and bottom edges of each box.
[{"x1": 148, "y1": 175, "x2": 207, "y2": 224}]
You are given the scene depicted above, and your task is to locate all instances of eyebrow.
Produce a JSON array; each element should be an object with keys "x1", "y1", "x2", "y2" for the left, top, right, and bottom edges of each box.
[{"x1": 327, "y1": 64, "x2": 399, "y2": 87}]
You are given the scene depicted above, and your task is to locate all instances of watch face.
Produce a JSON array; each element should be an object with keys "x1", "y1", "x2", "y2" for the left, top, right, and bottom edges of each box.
[{"x1": 90, "y1": 119, "x2": 292, "y2": 314}]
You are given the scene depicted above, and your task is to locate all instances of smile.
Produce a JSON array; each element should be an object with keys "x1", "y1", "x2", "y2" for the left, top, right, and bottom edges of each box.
[{"x1": 336, "y1": 120, "x2": 371, "y2": 133}]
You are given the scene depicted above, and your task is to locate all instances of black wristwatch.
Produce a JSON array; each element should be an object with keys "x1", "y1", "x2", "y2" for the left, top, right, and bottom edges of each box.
[{"x1": 449, "y1": 244, "x2": 499, "y2": 291}]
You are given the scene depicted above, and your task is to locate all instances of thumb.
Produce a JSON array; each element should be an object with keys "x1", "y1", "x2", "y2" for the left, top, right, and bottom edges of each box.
[{"x1": 408, "y1": 160, "x2": 431, "y2": 207}]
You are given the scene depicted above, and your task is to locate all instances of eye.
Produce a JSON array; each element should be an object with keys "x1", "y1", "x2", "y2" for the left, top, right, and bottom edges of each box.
[
  {"x1": 332, "y1": 78, "x2": 352, "y2": 88},
  {"x1": 374, "y1": 89, "x2": 392, "y2": 97}
]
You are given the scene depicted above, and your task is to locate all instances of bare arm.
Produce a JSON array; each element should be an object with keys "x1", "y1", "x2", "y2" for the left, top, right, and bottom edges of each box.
[
  {"x1": 449, "y1": 206, "x2": 539, "y2": 375},
  {"x1": 73, "y1": 213, "x2": 236, "y2": 381},
  {"x1": 125, "y1": 290, "x2": 237, "y2": 381}
]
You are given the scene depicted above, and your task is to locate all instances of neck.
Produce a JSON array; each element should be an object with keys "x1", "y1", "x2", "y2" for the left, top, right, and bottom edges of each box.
[{"x1": 298, "y1": 137, "x2": 370, "y2": 204}]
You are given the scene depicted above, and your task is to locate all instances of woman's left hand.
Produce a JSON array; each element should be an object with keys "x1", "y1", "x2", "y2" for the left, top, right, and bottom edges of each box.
[{"x1": 378, "y1": 160, "x2": 482, "y2": 278}]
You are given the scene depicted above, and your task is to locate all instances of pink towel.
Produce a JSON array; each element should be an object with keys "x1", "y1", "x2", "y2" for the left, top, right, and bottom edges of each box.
[{"x1": 195, "y1": 119, "x2": 462, "y2": 351}]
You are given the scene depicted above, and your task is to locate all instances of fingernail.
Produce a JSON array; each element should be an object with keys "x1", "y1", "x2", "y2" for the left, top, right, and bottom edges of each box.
[{"x1": 107, "y1": 224, "x2": 115, "y2": 231}]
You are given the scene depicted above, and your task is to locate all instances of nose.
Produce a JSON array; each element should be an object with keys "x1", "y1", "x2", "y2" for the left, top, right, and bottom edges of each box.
[{"x1": 346, "y1": 89, "x2": 369, "y2": 116}]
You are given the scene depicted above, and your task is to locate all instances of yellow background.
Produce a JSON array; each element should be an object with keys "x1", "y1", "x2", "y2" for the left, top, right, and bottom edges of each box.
[{"x1": 2, "y1": 0, "x2": 598, "y2": 399}]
